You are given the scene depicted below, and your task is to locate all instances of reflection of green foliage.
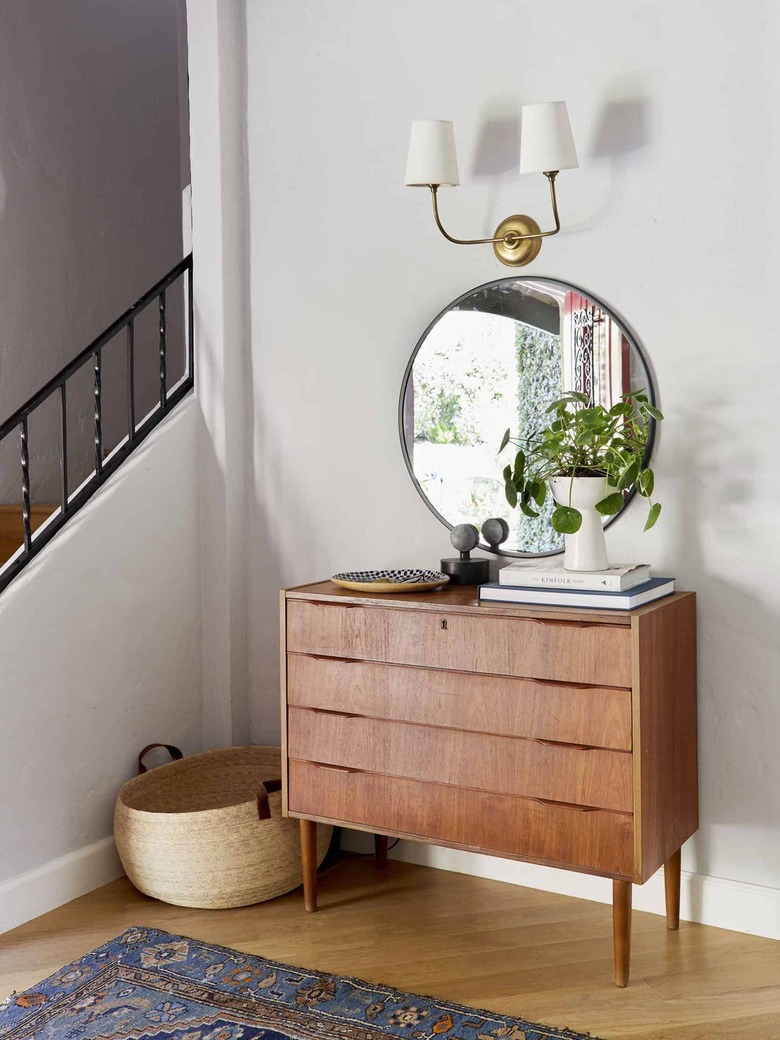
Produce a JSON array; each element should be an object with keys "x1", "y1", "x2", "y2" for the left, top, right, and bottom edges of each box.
[
  {"x1": 512, "y1": 325, "x2": 563, "y2": 553},
  {"x1": 457, "y1": 478, "x2": 505, "y2": 523},
  {"x1": 415, "y1": 386, "x2": 462, "y2": 443},
  {"x1": 516, "y1": 324, "x2": 562, "y2": 438},
  {"x1": 415, "y1": 345, "x2": 507, "y2": 445}
]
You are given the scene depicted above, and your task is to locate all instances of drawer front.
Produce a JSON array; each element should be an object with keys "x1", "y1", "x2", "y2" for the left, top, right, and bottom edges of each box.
[
  {"x1": 287, "y1": 654, "x2": 632, "y2": 750},
  {"x1": 288, "y1": 759, "x2": 633, "y2": 877},
  {"x1": 286, "y1": 601, "x2": 631, "y2": 687},
  {"x1": 288, "y1": 707, "x2": 632, "y2": 811}
]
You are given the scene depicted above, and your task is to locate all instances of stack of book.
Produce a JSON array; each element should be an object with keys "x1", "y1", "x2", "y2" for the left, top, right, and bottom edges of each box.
[{"x1": 479, "y1": 560, "x2": 675, "y2": 610}]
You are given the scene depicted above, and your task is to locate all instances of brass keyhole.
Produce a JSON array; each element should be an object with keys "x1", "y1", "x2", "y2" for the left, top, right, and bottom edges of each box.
[{"x1": 440, "y1": 619, "x2": 448, "y2": 630}]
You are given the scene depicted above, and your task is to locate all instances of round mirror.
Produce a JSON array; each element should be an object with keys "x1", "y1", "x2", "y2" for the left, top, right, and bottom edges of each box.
[{"x1": 399, "y1": 278, "x2": 657, "y2": 557}]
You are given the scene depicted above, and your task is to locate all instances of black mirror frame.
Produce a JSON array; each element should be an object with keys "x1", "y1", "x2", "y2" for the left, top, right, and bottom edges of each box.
[{"x1": 398, "y1": 276, "x2": 658, "y2": 558}]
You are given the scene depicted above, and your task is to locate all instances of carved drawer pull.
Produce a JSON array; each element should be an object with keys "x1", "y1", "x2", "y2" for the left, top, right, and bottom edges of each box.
[
  {"x1": 526, "y1": 618, "x2": 603, "y2": 630},
  {"x1": 308, "y1": 707, "x2": 361, "y2": 719},
  {"x1": 308, "y1": 760, "x2": 362, "y2": 774},
  {"x1": 532, "y1": 796, "x2": 598, "y2": 812},
  {"x1": 306, "y1": 653, "x2": 362, "y2": 664}
]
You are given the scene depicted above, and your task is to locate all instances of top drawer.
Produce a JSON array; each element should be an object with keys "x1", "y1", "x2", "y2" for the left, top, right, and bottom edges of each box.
[{"x1": 287, "y1": 600, "x2": 632, "y2": 687}]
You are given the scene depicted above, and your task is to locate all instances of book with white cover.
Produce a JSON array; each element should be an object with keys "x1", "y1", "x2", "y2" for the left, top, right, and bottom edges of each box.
[
  {"x1": 498, "y1": 560, "x2": 651, "y2": 592},
  {"x1": 479, "y1": 577, "x2": 675, "y2": 610}
]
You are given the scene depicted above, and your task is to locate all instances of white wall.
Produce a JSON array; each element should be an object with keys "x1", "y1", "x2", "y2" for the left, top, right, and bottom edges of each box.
[
  {"x1": 185, "y1": 0, "x2": 780, "y2": 937},
  {"x1": 0, "y1": 0, "x2": 189, "y2": 501},
  {"x1": 186, "y1": 0, "x2": 251, "y2": 749},
  {"x1": 0, "y1": 400, "x2": 202, "y2": 933}
]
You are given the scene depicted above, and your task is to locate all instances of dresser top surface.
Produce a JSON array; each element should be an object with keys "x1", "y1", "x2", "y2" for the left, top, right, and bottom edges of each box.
[{"x1": 284, "y1": 581, "x2": 694, "y2": 626}]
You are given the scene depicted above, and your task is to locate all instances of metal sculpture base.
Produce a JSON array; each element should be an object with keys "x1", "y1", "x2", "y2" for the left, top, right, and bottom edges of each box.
[{"x1": 440, "y1": 557, "x2": 490, "y2": 586}]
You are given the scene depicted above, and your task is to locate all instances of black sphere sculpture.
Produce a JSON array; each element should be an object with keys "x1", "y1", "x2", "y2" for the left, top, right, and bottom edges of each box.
[
  {"x1": 482, "y1": 517, "x2": 510, "y2": 550},
  {"x1": 440, "y1": 523, "x2": 489, "y2": 586}
]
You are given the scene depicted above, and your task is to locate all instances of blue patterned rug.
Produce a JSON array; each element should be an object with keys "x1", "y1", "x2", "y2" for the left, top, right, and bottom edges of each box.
[{"x1": 0, "y1": 927, "x2": 600, "y2": 1040}]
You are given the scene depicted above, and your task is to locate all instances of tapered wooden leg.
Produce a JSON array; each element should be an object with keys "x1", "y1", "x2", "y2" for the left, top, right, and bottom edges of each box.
[
  {"x1": 300, "y1": 819, "x2": 318, "y2": 912},
  {"x1": 374, "y1": 834, "x2": 388, "y2": 870},
  {"x1": 612, "y1": 879, "x2": 632, "y2": 987},
  {"x1": 664, "y1": 848, "x2": 682, "y2": 930}
]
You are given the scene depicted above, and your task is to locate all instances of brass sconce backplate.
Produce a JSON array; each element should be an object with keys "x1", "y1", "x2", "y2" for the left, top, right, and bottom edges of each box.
[{"x1": 493, "y1": 215, "x2": 543, "y2": 267}]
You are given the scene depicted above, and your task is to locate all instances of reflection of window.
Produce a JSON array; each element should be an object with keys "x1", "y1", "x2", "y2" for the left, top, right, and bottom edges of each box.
[
  {"x1": 562, "y1": 294, "x2": 630, "y2": 406},
  {"x1": 409, "y1": 308, "x2": 565, "y2": 553}
]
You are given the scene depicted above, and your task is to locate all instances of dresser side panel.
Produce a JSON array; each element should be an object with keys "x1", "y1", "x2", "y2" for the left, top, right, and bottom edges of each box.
[
  {"x1": 280, "y1": 591, "x2": 290, "y2": 815},
  {"x1": 632, "y1": 594, "x2": 699, "y2": 881}
]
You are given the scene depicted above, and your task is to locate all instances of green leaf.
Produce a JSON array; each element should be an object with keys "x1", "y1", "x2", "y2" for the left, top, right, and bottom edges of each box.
[
  {"x1": 644, "y1": 502, "x2": 662, "y2": 531},
  {"x1": 552, "y1": 505, "x2": 582, "y2": 534},
  {"x1": 499, "y1": 428, "x2": 511, "y2": 453},
  {"x1": 617, "y1": 460, "x2": 639, "y2": 491},
  {"x1": 513, "y1": 450, "x2": 525, "y2": 483},
  {"x1": 609, "y1": 402, "x2": 632, "y2": 416},
  {"x1": 504, "y1": 482, "x2": 518, "y2": 509},
  {"x1": 519, "y1": 499, "x2": 540, "y2": 518},
  {"x1": 503, "y1": 464, "x2": 512, "y2": 483},
  {"x1": 595, "y1": 492, "x2": 624, "y2": 516},
  {"x1": 643, "y1": 403, "x2": 664, "y2": 421},
  {"x1": 637, "y1": 468, "x2": 655, "y2": 497},
  {"x1": 528, "y1": 480, "x2": 546, "y2": 507}
]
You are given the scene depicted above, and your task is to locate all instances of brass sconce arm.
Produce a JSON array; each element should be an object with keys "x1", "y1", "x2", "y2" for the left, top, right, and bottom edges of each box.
[{"x1": 429, "y1": 172, "x2": 561, "y2": 267}]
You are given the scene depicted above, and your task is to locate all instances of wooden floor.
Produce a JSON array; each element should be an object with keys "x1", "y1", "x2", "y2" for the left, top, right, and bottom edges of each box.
[{"x1": 1, "y1": 857, "x2": 778, "y2": 1040}]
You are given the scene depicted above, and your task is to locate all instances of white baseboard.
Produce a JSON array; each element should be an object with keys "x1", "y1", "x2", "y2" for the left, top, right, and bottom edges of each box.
[
  {"x1": 0, "y1": 838, "x2": 123, "y2": 935},
  {"x1": 342, "y1": 832, "x2": 780, "y2": 941}
]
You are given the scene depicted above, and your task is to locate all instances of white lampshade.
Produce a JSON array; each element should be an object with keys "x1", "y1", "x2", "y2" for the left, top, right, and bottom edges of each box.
[
  {"x1": 519, "y1": 101, "x2": 579, "y2": 175},
  {"x1": 404, "y1": 120, "x2": 460, "y2": 187}
]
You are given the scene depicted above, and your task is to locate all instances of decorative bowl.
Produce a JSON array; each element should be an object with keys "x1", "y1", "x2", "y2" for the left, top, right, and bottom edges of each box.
[{"x1": 330, "y1": 569, "x2": 450, "y2": 594}]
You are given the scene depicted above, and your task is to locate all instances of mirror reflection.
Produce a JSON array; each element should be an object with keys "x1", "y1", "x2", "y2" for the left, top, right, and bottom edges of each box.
[{"x1": 400, "y1": 278, "x2": 655, "y2": 555}]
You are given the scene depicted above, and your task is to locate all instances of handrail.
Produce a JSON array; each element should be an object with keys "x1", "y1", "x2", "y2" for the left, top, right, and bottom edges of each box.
[
  {"x1": 0, "y1": 253, "x2": 194, "y2": 594},
  {"x1": 0, "y1": 255, "x2": 192, "y2": 442}
]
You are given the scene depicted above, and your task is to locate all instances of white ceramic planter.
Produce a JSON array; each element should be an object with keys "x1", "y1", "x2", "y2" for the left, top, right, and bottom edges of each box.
[{"x1": 549, "y1": 475, "x2": 609, "y2": 572}]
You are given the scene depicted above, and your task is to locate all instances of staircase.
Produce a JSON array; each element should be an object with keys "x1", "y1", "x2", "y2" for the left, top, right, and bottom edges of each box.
[{"x1": 0, "y1": 254, "x2": 193, "y2": 590}]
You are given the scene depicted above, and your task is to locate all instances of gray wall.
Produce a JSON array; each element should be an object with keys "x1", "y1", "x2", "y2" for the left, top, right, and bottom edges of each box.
[{"x1": 0, "y1": 0, "x2": 189, "y2": 503}]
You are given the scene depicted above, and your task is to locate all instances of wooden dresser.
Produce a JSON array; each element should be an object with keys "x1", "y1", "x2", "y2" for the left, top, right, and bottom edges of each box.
[{"x1": 280, "y1": 581, "x2": 698, "y2": 986}]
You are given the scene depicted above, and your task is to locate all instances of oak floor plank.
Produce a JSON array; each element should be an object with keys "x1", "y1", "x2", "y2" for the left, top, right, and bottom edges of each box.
[{"x1": 0, "y1": 858, "x2": 778, "y2": 1040}]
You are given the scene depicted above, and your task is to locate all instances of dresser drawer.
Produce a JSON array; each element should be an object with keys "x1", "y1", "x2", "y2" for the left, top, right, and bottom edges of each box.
[
  {"x1": 286, "y1": 600, "x2": 631, "y2": 687},
  {"x1": 288, "y1": 759, "x2": 634, "y2": 877},
  {"x1": 287, "y1": 654, "x2": 632, "y2": 750},
  {"x1": 288, "y1": 707, "x2": 632, "y2": 811}
]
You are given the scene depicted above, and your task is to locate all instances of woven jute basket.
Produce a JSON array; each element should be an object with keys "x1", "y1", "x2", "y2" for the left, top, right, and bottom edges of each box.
[{"x1": 114, "y1": 745, "x2": 331, "y2": 909}]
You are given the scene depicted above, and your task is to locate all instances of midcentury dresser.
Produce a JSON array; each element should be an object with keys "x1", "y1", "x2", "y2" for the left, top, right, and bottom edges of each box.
[{"x1": 280, "y1": 581, "x2": 698, "y2": 987}]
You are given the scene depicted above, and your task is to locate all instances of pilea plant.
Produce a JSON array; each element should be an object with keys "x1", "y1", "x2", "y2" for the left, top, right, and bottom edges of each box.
[{"x1": 499, "y1": 390, "x2": 663, "y2": 535}]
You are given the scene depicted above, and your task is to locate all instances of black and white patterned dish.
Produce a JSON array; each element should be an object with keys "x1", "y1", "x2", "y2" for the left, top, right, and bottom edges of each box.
[{"x1": 331, "y1": 569, "x2": 450, "y2": 593}]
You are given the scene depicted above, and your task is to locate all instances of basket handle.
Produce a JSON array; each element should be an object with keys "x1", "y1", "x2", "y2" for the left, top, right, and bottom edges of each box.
[
  {"x1": 138, "y1": 743, "x2": 184, "y2": 775},
  {"x1": 257, "y1": 777, "x2": 283, "y2": 820}
]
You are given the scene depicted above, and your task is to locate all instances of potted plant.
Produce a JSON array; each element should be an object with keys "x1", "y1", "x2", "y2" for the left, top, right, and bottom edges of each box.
[{"x1": 499, "y1": 390, "x2": 662, "y2": 571}]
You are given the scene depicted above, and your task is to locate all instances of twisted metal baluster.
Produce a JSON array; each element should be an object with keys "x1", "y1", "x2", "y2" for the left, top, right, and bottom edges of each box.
[
  {"x1": 59, "y1": 382, "x2": 68, "y2": 515},
  {"x1": 94, "y1": 348, "x2": 103, "y2": 476},
  {"x1": 159, "y1": 290, "x2": 167, "y2": 408},
  {"x1": 20, "y1": 418, "x2": 31, "y2": 551},
  {"x1": 126, "y1": 319, "x2": 135, "y2": 442}
]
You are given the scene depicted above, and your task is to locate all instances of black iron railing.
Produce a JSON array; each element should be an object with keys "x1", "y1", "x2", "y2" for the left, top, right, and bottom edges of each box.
[{"x1": 0, "y1": 253, "x2": 194, "y2": 594}]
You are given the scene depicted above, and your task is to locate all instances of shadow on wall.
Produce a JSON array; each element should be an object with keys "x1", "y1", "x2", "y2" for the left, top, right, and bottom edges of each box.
[
  {"x1": 456, "y1": 85, "x2": 654, "y2": 241},
  {"x1": 669, "y1": 398, "x2": 780, "y2": 913},
  {"x1": 590, "y1": 97, "x2": 651, "y2": 158},
  {"x1": 573, "y1": 85, "x2": 654, "y2": 236}
]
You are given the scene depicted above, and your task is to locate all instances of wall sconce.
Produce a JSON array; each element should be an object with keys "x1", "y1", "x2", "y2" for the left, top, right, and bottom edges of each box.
[{"x1": 404, "y1": 101, "x2": 578, "y2": 267}]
